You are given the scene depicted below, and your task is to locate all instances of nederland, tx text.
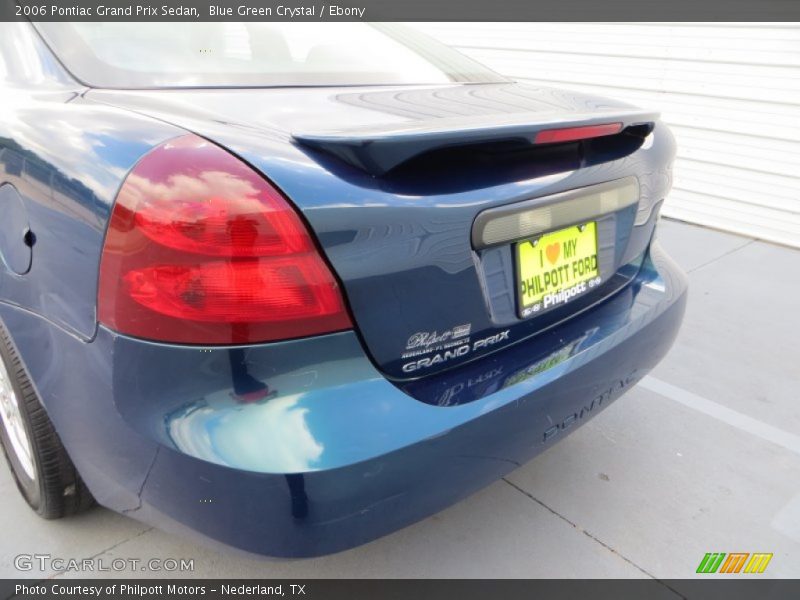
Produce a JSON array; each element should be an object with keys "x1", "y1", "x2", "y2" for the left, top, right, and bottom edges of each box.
[{"x1": 14, "y1": 584, "x2": 306, "y2": 596}]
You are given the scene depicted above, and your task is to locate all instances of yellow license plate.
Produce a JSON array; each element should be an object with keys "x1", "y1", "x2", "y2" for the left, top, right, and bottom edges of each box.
[{"x1": 516, "y1": 222, "x2": 600, "y2": 318}]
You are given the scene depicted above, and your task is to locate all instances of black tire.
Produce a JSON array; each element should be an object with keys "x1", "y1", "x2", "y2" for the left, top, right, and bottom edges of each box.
[{"x1": 0, "y1": 323, "x2": 94, "y2": 518}]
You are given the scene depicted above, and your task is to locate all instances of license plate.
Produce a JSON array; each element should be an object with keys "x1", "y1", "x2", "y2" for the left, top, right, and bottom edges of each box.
[{"x1": 516, "y1": 222, "x2": 600, "y2": 318}]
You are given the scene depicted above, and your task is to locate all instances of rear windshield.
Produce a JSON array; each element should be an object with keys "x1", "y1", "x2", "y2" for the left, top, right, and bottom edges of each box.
[{"x1": 34, "y1": 23, "x2": 506, "y2": 88}]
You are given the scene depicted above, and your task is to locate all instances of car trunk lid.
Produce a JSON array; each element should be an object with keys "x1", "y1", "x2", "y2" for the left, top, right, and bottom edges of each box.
[{"x1": 88, "y1": 82, "x2": 668, "y2": 380}]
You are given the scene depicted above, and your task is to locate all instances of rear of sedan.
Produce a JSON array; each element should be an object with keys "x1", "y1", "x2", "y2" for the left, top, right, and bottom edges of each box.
[{"x1": 0, "y1": 23, "x2": 686, "y2": 557}]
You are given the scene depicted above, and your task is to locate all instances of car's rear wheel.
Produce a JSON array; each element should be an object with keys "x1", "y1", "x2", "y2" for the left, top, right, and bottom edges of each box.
[{"x1": 0, "y1": 324, "x2": 94, "y2": 518}]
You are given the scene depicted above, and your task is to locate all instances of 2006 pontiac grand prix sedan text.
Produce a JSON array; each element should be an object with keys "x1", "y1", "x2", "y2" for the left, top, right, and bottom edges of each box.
[{"x1": 0, "y1": 22, "x2": 686, "y2": 557}]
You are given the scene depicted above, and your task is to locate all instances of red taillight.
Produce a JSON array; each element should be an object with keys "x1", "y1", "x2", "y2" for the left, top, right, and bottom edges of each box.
[
  {"x1": 98, "y1": 135, "x2": 352, "y2": 344},
  {"x1": 534, "y1": 122, "x2": 623, "y2": 144}
]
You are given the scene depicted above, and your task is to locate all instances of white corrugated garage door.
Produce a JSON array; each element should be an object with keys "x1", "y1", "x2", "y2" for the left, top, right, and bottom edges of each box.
[{"x1": 416, "y1": 23, "x2": 800, "y2": 248}]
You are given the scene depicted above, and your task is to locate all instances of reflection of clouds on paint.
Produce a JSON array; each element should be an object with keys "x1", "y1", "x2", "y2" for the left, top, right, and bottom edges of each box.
[
  {"x1": 168, "y1": 393, "x2": 323, "y2": 473},
  {"x1": 8, "y1": 114, "x2": 115, "y2": 201},
  {"x1": 167, "y1": 406, "x2": 217, "y2": 462},
  {"x1": 125, "y1": 170, "x2": 258, "y2": 207},
  {"x1": 215, "y1": 394, "x2": 323, "y2": 472},
  {"x1": 4, "y1": 87, "x2": 171, "y2": 204}
]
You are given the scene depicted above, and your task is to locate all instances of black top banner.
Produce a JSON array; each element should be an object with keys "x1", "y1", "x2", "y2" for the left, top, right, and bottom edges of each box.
[{"x1": 2, "y1": 0, "x2": 800, "y2": 21}]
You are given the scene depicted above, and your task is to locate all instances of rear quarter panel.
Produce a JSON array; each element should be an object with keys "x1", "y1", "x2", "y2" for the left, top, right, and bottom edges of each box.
[{"x1": 0, "y1": 24, "x2": 184, "y2": 339}]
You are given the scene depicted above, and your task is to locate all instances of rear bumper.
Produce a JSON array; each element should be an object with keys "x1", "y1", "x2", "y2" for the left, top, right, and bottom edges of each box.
[
  {"x1": 0, "y1": 241, "x2": 686, "y2": 558},
  {"x1": 131, "y1": 241, "x2": 687, "y2": 557}
]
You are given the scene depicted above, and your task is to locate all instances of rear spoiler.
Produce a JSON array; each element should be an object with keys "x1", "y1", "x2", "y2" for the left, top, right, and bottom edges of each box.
[{"x1": 293, "y1": 109, "x2": 659, "y2": 176}]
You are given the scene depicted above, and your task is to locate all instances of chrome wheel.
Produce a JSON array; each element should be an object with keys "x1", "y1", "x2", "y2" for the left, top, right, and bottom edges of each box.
[{"x1": 0, "y1": 357, "x2": 35, "y2": 480}]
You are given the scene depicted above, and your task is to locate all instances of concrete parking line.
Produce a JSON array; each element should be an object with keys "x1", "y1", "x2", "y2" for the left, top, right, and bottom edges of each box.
[
  {"x1": 501, "y1": 478, "x2": 661, "y2": 580},
  {"x1": 652, "y1": 223, "x2": 800, "y2": 433},
  {"x1": 640, "y1": 376, "x2": 800, "y2": 457}
]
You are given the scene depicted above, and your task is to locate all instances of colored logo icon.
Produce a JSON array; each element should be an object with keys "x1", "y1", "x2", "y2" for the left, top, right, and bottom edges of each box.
[{"x1": 696, "y1": 552, "x2": 773, "y2": 574}]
